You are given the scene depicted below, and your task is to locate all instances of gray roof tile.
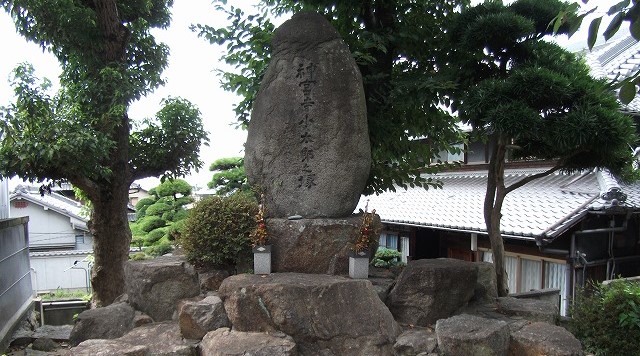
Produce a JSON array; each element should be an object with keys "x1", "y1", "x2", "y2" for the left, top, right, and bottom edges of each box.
[{"x1": 359, "y1": 169, "x2": 639, "y2": 240}]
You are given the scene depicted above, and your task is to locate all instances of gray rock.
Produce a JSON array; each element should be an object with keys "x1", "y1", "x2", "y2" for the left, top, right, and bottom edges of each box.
[
  {"x1": 369, "y1": 277, "x2": 395, "y2": 302},
  {"x1": 199, "y1": 328, "x2": 297, "y2": 356},
  {"x1": 69, "y1": 302, "x2": 135, "y2": 346},
  {"x1": 32, "y1": 325, "x2": 72, "y2": 342},
  {"x1": 435, "y1": 314, "x2": 510, "y2": 356},
  {"x1": 70, "y1": 339, "x2": 148, "y2": 356},
  {"x1": 31, "y1": 337, "x2": 57, "y2": 352},
  {"x1": 118, "y1": 322, "x2": 196, "y2": 356},
  {"x1": 393, "y1": 328, "x2": 438, "y2": 356},
  {"x1": 497, "y1": 297, "x2": 558, "y2": 324},
  {"x1": 472, "y1": 262, "x2": 498, "y2": 303},
  {"x1": 268, "y1": 215, "x2": 378, "y2": 275},
  {"x1": 509, "y1": 322, "x2": 583, "y2": 356},
  {"x1": 133, "y1": 311, "x2": 153, "y2": 327},
  {"x1": 178, "y1": 295, "x2": 230, "y2": 340},
  {"x1": 199, "y1": 270, "x2": 230, "y2": 292},
  {"x1": 124, "y1": 255, "x2": 200, "y2": 321},
  {"x1": 245, "y1": 11, "x2": 370, "y2": 219},
  {"x1": 219, "y1": 273, "x2": 400, "y2": 355},
  {"x1": 386, "y1": 259, "x2": 478, "y2": 326}
]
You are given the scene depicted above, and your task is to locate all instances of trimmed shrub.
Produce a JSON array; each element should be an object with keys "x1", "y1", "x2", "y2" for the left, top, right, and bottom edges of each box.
[
  {"x1": 145, "y1": 201, "x2": 172, "y2": 217},
  {"x1": 144, "y1": 228, "x2": 167, "y2": 246},
  {"x1": 371, "y1": 247, "x2": 402, "y2": 268},
  {"x1": 570, "y1": 279, "x2": 640, "y2": 355},
  {"x1": 146, "y1": 242, "x2": 173, "y2": 257},
  {"x1": 181, "y1": 194, "x2": 258, "y2": 270},
  {"x1": 139, "y1": 215, "x2": 166, "y2": 233}
]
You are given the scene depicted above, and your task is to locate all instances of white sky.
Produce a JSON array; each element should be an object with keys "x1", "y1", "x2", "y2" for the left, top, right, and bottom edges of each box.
[
  {"x1": 0, "y1": 1, "x2": 629, "y2": 191},
  {"x1": 0, "y1": 0, "x2": 281, "y2": 191}
]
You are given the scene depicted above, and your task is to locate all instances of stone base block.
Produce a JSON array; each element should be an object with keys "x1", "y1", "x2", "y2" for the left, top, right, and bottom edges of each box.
[
  {"x1": 253, "y1": 247, "x2": 272, "y2": 275},
  {"x1": 268, "y1": 215, "x2": 378, "y2": 275},
  {"x1": 349, "y1": 256, "x2": 369, "y2": 279}
]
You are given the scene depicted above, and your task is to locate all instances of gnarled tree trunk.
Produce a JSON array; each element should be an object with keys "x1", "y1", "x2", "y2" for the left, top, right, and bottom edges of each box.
[{"x1": 89, "y1": 179, "x2": 132, "y2": 306}]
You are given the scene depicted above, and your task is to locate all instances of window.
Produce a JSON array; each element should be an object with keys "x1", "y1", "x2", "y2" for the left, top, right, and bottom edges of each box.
[
  {"x1": 75, "y1": 235, "x2": 85, "y2": 246},
  {"x1": 482, "y1": 250, "x2": 567, "y2": 315},
  {"x1": 379, "y1": 232, "x2": 399, "y2": 250}
]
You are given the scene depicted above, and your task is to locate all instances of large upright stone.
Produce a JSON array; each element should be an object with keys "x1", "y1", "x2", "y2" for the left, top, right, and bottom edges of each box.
[{"x1": 245, "y1": 11, "x2": 370, "y2": 218}]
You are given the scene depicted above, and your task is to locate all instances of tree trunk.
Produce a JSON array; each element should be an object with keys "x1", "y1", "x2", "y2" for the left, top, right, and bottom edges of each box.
[
  {"x1": 90, "y1": 180, "x2": 132, "y2": 307},
  {"x1": 484, "y1": 135, "x2": 510, "y2": 297}
]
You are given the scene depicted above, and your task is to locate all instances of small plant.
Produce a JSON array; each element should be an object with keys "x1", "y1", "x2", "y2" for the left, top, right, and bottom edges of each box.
[
  {"x1": 250, "y1": 193, "x2": 268, "y2": 247},
  {"x1": 353, "y1": 201, "x2": 380, "y2": 254},
  {"x1": 371, "y1": 247, "x2": 402, "y2": 268},
  {"x1": 570, "y1": 278, "x2": 640, "y2": 356}
]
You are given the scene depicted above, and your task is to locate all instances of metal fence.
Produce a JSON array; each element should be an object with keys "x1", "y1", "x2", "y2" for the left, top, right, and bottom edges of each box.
[{"x1": 0, "y1": 217, "x2": 32, "y2": 352}]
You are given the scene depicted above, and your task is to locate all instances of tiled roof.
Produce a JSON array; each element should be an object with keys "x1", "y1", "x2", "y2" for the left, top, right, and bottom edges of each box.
[
  {"x1": 359, "y1": 169, "x2": 640, "y2": 241},
  {"x1": 10, "y1": 185, "x2": 89, "y2": 230},
  {"x1": 584, "y1": 34, "x2": 640, "y2": 112},
  {"x1": 30, "y1": 249, "x2": 93, "y2": 258}
]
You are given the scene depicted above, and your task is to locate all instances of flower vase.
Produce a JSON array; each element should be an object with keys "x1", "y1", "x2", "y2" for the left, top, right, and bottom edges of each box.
[
  {"x1": 253, "y1": 245, "x2": 272, "y2": 275},
  {"x1": 349, "y1": 251, "x2": 369, "y2": 279}
]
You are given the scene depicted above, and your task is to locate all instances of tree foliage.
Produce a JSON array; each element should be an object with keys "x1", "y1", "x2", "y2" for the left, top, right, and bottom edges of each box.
[
  {"x1": 207, "y1": 156, "x2": 249, "y2": 196},
  {"x1": 194, "y1": 0, "x2": 468, "y2": 195},
  {"x1": 0, "y1": 0, "x2": 209, "y2": 306},
  {"x1": 131, "y1": 179, "x2": 193, "y2": 253},
  {"x1": 448, "y1": 0, "x2": 638, "y2": 296}
]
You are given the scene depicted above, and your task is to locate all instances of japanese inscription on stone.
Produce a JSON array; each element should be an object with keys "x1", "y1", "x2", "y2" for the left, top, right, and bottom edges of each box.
[{"x1": 297, "y1": 61, "x2": 317, "y2": 189}]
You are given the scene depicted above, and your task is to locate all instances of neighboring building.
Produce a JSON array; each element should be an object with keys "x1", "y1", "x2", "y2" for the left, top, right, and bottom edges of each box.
[
  {"x1": 10, "y1": 185, "x2": 93, "y2": 293},
  {"x1": 361, "y1": 168, "x2": 640, "y2": 315},
  {"x1": 363, "y1": 34, "x2": 640, "y2": 316},
  {"x1": 129, "y1": 182, "x2": 151, "y2": 207}
]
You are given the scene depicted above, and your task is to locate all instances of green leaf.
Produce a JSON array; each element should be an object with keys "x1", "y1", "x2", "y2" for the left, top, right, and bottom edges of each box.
[
  {"x1": 630, "y1": 18, "x2": 640, "y2": 41},
  {"x1": 588, "y1": 17, "x2": 602, "y2": 49},
  {"x1": 604, "y1": 12, "x2": 625, "y2": 40},
  {"x1": 619, "y1": 81, "x2": 637, "y2": 104},
  {"x1": 553, "y1": 11, "x2": 565, "y2": 34},
  {"x1": 608, "y1": 0, "x2": 630, "y2": 15}
]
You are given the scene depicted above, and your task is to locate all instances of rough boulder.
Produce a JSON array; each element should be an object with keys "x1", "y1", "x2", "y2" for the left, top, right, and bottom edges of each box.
[
  {"x1": 124, "y1": 255, "x2": 200, "y2": 321},
  {"x1": 218, "y1": 273, "x2": 400, "y2": 355},
  {"x1": 386, "y1": 258, "x2": 478, "y2": 326}
]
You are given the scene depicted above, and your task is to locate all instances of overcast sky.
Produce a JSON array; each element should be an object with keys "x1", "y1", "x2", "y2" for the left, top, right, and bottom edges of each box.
[
  {"x1": 0, "y1": 1, "x2": 627, "y2": 191},
  {"x1": 0, "y1": 0, "x2": 275, "y2": 190}
]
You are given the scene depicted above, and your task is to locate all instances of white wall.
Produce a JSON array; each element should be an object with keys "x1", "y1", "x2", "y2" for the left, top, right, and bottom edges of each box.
[
  {"x1": 30, "y1": 253, "x2": 91, "y2": 292},
  {"x1": 11, "y1": 202, "x2": 77, "y2": 248}
]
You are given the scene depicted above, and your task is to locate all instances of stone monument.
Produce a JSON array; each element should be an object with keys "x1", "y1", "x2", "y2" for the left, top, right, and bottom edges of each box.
[
  {"x1": 244, "y1": 11, "x2": 371, "y2": 219},
  {"x1": 244, "y1": 11, "x2": 374, "y2": 275}
]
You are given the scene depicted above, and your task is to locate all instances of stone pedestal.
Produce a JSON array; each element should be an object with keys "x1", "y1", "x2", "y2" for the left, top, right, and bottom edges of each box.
[
  {"x1": 253, "y1": 245, "x2": 272, "y2": 275},
  {"x1": 267, "y1": 215, "x2": 379, "y2": 275},
  {"x1": 349, "y1": 255, "x2": 370, "y2": 279}
]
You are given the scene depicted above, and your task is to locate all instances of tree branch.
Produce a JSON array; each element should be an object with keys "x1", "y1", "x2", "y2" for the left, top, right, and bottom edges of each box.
[{"x1": 504, "y1": 164, "x2": 562, "y2": 195}]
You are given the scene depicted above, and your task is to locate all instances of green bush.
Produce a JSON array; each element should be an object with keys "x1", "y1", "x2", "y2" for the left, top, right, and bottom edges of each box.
[
  {"x1": 129, "y1": 252, "x2": 149, "y2": 261},
  {"x1": 181, "y1": 194, "x2": 258, "y2": 270},
  {"x1": 371, "y1": 248, "x2": 402, "y2": 268},
  {"x1": 146, "y1": 242, "x2": 173, "y2": 257},
  {"x1": 144, "y1": 228, "x2": 167, "y2": 245},
  {"x1": 570, "y1": 279, "x2": 640, "y2": 356},
  {"x1": 139, "y1": 215, "x2": 166, "y2": 233}
]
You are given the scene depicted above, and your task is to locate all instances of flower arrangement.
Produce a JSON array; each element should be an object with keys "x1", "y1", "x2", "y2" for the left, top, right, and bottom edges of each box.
[
  {"x1": 250, "y1": 193, "x2": 268, "y2": 247},
  {"x1": 353, "y1": 200, "x2": 378, "y2": 254}
]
